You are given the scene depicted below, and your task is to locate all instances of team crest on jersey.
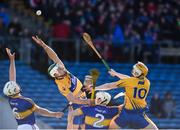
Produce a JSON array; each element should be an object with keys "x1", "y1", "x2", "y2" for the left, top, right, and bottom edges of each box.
[
  {"x1": 9, "y1": 101, "x2": 18, "y2": 106},
  {"x1": 71, "y1": 76, "x2": 76, "y2": 85},
  {"x1": 69, "y1": 74, "x2": 77, "y2": 92},
  {"x1": 95, "y1": 108, "x2": 107, "y2": 113}
]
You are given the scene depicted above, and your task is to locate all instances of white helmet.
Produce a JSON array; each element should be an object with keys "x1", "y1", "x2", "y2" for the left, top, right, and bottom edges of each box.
[
  {"x1": 95, "y1": 92, "x2": 111, "y2": 105},
  {"x1": 3, "y1": 81, "x2": 21, "y2": 96}
]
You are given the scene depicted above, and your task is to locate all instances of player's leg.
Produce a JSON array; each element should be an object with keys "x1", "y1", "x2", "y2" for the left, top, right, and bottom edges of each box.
[
  {"x1": 34, "y1": 124, "x2": 40, "y2": 130},
  {"x1": 79, "y1": 115, "x2": 85, "y2": 130},
  {"x1": 67, "y1": 106, "x2": 73, "y2": 129},
  {"x1": 72, "y1": 124, "x2": 79, "y2": 130},
  {"x1": 109, "y1": 109, "x2": 127, "y2": 129},
  {"x1": 131, "y1": 112, "x2": 158, "y2": 130},
  {"x1": 109, "y1": 117, "x2": 121, "y2": 129},
  {"x1": 72, "y1": 115, "x2": 84, "y2": 130},
  {"x1": 67, "y1": 114, "x2": 73, "y2": 129},
  {"x1": 72, "y1": 104, "x2": 85, "y2": 130},
  {"x1": 141, "y1": 114, "x2": 158, "y2": 130},
  {"x1": 80, "y1": 124, "x2": 85, "y2": 130}
]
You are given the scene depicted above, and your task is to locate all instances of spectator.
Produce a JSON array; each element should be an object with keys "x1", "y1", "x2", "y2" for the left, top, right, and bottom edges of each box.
[
  {"x1": 130, "y1": 30, "x2": 141, "y2": 44},
  {"x1": 27, "y1": 0, "x2": 178, "y2": 44},
  {"x1": 0, "y1": 7, "x2": 10, "y2": 27},
  {"x1": 144, "y1": 21, "x2": 158, "y2": 45},
  {"x1": 112, "y1": 24, "x2": 125, "y2": 45},
  {"x1": 0, "y1": 17, "x2": 5, "y2": 36},
  {"x1": 52, "y1": 20, "x2": 71, "y2": 38},
  {"x1": 0, "y1": 0, "x2": 179, "y2": 63},
  {"x1": 150, "y1": 93, "x2": 163, "y2": 118},
  {"x1": 146, "y1": 2, "x2": 157, "y2": 14},
  {"x1": 8, "y1": 17, "x2": 22, "y2": 36},
  {"x1": 29, "y1": 0, "x2": 42, "y2": 8},
  {"x1": 162, "y1": 92, "x2": 176, "y2": 118}
]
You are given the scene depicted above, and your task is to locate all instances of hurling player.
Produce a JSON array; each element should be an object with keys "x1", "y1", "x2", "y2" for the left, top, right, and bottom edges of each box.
[
  {"x1": 3, "y1": 48, "x2": 63, "y2": 130},
  {"x1": 32, "y1": 36, "x2": 94, "y2": 129},
  {"x1": 96, "y1": 62, "x2": 158, "y2": 129}
]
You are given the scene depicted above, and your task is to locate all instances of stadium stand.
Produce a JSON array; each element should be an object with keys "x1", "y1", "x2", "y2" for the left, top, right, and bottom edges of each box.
[
  {"x1": 0, "y1": 60, "x2": 180, "y2": 129},
  {"x1": 0, "y1": 0, "x2": 179, "y2": 64},
  {"x1": 0, "y1": 0, "x2": 179, "y2": 129}
]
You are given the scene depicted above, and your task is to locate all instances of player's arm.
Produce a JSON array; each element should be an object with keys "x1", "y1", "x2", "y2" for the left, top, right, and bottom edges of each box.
[
  {"x1": 96, "y1": 78, "x2": 129, "y2": 91},
  {"x1": 25, "y1": 98, "x2": 63, "y2": 118},
  {"x1": 108, "y1": 69, "x2": 130, "y2": 79},
  {"x1": 6, "y1": 48, "x2": 16, "y2": 81},
  {"x1": 96, "y1": 81, "x2": 118, "y2": 91},
  {"x1": 76, "y1": 90, "x2": 84, "y2": 98},
  {"x1": 34, "y1": 105, "x2": 63, "y2": 118},
  {"x1": 69, "y1": 108, "x2": 83, "y2": 117},
  {"x1": 117, "y1": 104, "x2": 124, "y2": 112},
  {"x1": 66, "y1": 92, "x2": 93, "y2": 105},
  {"x1": 32, "y1": 36, "x2": 65, "y2": 68}
]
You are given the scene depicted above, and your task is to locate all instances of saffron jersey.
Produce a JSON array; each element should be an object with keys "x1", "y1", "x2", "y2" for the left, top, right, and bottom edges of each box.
[
  {"x1": 55, "y1": 72, "x2": 85, "y2": 98},
  {"x1": 115, "y1": 77, "x2": 150, "y2": 110}
]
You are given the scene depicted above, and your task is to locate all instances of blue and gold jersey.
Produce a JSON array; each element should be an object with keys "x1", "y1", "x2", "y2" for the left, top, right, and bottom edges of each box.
[
  {"x1": 55, "y1": 72, "x2": 85, "y2": 98},
  {"x1": 78, "y1": 105, "x2": 119, "y2": 129},
  {"x1": 115, "y1": 77, "x2": 150, "y2": 110},
  {"x1": 9, "y1": 96, "x2": 36, "y2": 125}
]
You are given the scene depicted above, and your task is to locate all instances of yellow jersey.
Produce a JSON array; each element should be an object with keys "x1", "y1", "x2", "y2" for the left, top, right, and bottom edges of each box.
[
  {"x1": 115, "y1": 77, "x2": 150, "y2": 110},
  {"x1": 55, "y1": 72, "x2": 85, "y2": 98}
]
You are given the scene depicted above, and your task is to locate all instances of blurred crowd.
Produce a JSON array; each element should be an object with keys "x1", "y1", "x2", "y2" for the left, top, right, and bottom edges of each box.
[
  {"x1": 26, "y1": 0, "x2": 179, "y2": 62},
  {"x1": 0, "y1": 1, "x2": 48, "y2": 65},
  {"x1": 28, "y1": 0, "x2": 179, "y2": 42},
  {"x1": 0, "y1": 0, "x2": 179, "y2": 63},
  {"x1": 0, "y1": 0, "x2": 179, "y2": 121},
  {"x1": 150, "y1": 92, "x2": 176, "y2": 119},
  {"x1": 0, "y1": 2, "x2": 48, "y2": 38}
]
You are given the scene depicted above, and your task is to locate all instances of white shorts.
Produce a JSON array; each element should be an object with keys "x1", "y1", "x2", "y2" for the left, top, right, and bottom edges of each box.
[{"x1": 17, "y1": 124, "x2": 39, "y2": 130}]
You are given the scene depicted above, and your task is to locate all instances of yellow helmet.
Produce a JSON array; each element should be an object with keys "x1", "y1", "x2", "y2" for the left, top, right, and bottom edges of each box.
[{"x1": 132, "y1": 62, "x2": 148, "y2": 77}]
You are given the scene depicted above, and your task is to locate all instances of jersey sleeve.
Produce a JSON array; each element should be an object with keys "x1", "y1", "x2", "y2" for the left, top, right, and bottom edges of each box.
[
  {"x1": 109, "y1": 107, "x2": 119, "y2": 115},
  {"x1": 76, "y1": 108, "x2": 84, "y2": 115},
  {"x1": 80, "y1": 106, "x2": 89, "y2": 114},
  {"x1": 115, "y1": 78, "x2": 132, "y2": 88},
  {"x1": 23, "y1": 98, "x2": 37, "y2": 111}
]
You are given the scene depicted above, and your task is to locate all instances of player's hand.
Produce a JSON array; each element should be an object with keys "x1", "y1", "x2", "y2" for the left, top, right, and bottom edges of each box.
[
  {"x1": 84, "y1": 85, "x2": 93, "y2": 92},
  {"x1": 6, "y1": 48, "x2": 15, "y2": 61},
  {"x1": 32, "y1": 35, "x2": 45, "y2": 46},
  {"x1": 108, "y1": 69, "x2": 117, "y2": 77},
  {"x1": 88, "y1": 99, "x2": 95, "y2": 106},
  {"x1": 54, "y1": 112, "x2": 64, "y2": 118},
  {"x1": 118, "y1": 104, "x2": 124, "y2": 111},
  {"x1": 68, "y1": 105, "x2": 73, "y2": 112}
]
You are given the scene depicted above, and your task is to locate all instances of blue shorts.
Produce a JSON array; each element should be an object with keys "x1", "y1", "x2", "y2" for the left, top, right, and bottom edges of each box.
[
  {"x1": 114, "y1": 108, "x2": 149, "y2": 129},
  {"x1": 72, "y1": 104, "x2": 85, "y2": 125}
]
